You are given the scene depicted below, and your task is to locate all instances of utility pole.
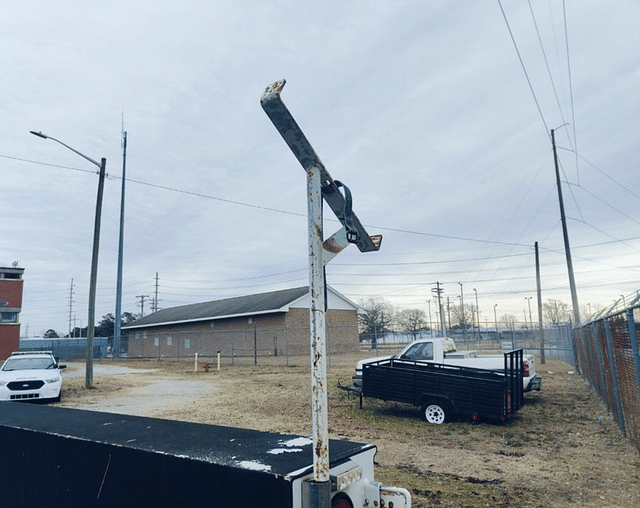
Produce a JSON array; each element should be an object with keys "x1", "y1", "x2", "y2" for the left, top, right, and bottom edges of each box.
[
  {"x1": 473, "y1": 288, "x2": 479, "y2": 342},
  {"x1": 432, "y1": 283, "x2": 446, "y2": 337},
  {"x1": 151, "y1": 272, "x2": 160, "y2": 313},
  {"x1": 68, "y1": 278, "x2": 74, "y2": 337},
  {"x1": 459, "y1": 282, "x2": 466, "y2": 346},
  {"x1": 137, "y1": 295, "x2": 150, "y2": 317},
  {"x1": 525, "y1": 297, "x2": 533, "y2": 329},
  {"x1": 535, "y1": 242, "x2": 546, "y2": 364},
  {"x1": 552, "y1": 129, "x2": 580, "y2": 325},
  {"x1": 114, "y1": 130, "x2": 128, "y2": 359}
]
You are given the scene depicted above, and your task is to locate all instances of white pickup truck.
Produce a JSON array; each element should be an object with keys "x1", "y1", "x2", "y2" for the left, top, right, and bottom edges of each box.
[{"x1": 353, "y1": 337, "x2": 542, "y2": 392}]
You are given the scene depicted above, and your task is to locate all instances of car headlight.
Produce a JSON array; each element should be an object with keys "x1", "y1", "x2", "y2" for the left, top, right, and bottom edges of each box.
[{"x1": 46, "y1": 377, "x2": 61, "y2": 384}]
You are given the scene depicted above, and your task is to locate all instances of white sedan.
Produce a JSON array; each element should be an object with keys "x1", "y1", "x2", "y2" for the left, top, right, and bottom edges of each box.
[{"x1": 0, "y1": 351, "x2": 66, "y2": 402}]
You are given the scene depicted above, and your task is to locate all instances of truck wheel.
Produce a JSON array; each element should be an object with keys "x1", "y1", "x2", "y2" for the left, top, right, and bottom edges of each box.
[{"x1": 422, "y1": 401, "x2": 449, "y2": 424}]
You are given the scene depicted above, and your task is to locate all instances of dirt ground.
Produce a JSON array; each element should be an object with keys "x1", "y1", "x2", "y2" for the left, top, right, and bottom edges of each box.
[{"x1": 58, "y1": 352, "x2": 640, "y2": 508}]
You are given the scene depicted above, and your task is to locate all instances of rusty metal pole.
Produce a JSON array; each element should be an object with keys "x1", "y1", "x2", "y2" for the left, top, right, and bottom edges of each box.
[
  {"x1": 307, "y1": 164, "x2": 331, "y2": 505},
  {"x1": 260, "y1": 80, "x2": 381, "y2": 508}
]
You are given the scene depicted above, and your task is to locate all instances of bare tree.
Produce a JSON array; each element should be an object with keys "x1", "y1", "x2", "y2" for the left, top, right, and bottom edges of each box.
[
  {"x1": 501, "y1": 314, "x2": 519, "y2": 349},
  {"x1": 358, "y1": 297, "x2": 395, "y2": 348},
  {"x1": 543, "y1": 299, "x2": 570, "y2": 324},
  {"x1": 501, "y1": 314, "x2": 518, "y2": 330},
  {"x1": 396, "y1": 308, "x2": 427, "y2": 339},
  {"x1": 451, "y1": 303, "x2": 475, "y2": 332}
]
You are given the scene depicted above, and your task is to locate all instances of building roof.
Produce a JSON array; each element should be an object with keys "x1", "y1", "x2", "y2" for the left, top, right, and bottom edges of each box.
[{"x1": 123, "y1": 286, "x2": 356, "y2": 330}]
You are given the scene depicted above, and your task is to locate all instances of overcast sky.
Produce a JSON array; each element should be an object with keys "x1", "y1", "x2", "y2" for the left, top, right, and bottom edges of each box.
[{"x1": 1, "y1": 0, "x2": 638, "y2": 337}]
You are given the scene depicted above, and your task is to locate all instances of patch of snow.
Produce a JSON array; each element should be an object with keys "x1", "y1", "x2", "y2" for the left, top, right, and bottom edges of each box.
[{"x1": 239, "y1": 460, "x2": 272, "y2": 472}]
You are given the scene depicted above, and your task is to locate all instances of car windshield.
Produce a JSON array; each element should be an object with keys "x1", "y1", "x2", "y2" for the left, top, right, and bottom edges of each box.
[{"x1": 1, "y1": 357, "x2": 56, "y2": 371}]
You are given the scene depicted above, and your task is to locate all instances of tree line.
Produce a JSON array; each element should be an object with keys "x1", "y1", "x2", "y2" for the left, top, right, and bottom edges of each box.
[
  {"x1": 42, "y1": 312, "x2": 139, "y2": 339},
  {"x1": 357, "y1": 296, "x2": 602, "y2": 341}
]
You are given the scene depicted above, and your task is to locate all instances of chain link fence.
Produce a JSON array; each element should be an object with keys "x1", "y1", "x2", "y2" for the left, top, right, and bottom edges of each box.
[
  {"x1": 19, "y1": 337, "x2": 111, "y2": 360},
  {"x1": 358, "y1": 325, "x2": 575, "y2": 365},
  {"x1": 126, "y1": 324, "x2": 360, "y2": 367},
  {"x1": 573, "y1": 297, "x2": 640, "y2": 453}
]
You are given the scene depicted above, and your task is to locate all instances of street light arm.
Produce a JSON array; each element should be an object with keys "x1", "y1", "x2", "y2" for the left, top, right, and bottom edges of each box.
[{"x1": 30, "y1": 131, "x2": 101, "y2": 168}]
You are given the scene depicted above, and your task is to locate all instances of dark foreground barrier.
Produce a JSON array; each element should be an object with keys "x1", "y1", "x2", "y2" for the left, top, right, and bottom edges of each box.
[{"x1": 0, "y1": 403, "x2": 379, "y2": 507}]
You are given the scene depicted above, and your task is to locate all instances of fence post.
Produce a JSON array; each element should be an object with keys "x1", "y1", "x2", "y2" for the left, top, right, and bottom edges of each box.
[
  {"x1": 582, "y1": 324, "x2": 595, "y2": 389},
  {"x1": 253, "y1": 325, "x2": 258, "y2": 366},
  {"x1": 590, "y1": 324, "x2": 607, "y2": 409},
  {"x1": 627, "y1": 308, "x2": 640, "y2": 415},
  {"x1": 285, "y1": 329, "x2": 289, "y2": 367},
  {"x1": 604, "y1": 318, "x2": 626, "y2": 437}
]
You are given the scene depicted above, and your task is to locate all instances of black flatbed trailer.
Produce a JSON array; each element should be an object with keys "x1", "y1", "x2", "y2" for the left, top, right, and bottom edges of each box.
[
  {"x1": 0, "y1": 403, "x2": 409, "y2": 507},
  {"x1": 361, "y1": 349, "x2": 524, "y2": 423}
]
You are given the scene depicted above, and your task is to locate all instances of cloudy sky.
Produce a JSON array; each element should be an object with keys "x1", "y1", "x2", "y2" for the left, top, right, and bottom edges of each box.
[{"x1": 1, "y1": 0, "x2": 638, "y2": 337}]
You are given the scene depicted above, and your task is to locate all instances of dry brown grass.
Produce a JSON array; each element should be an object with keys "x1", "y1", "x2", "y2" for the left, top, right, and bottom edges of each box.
[{"x1": 59, "y1": 353, "x2": 640, "y2": 507}]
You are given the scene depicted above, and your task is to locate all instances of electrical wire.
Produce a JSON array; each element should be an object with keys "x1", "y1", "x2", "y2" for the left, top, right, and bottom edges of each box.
[
  {"x1": 497, "y1": 0, "x2": 550, "y2": 136},
  {"x1": 563, "y1": 0, "x2": 579, "y2": 184}
]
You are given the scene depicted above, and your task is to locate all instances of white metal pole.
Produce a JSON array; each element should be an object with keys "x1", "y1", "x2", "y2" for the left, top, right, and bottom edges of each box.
[{"x1": 307, "y1": 165, "x2": 330, "y2": 488}]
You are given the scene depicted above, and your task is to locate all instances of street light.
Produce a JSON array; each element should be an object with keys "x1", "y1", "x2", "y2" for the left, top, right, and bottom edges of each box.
[{"x1": 30, "y1": 131, "x2": 106, "y2": 388}]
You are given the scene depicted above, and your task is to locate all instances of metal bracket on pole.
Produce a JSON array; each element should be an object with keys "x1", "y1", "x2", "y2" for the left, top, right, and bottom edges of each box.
[
  {"x1": 261, "y1": 80, "x2": 381, "y2": 505},
  {"x1": 260, "y1": 80, "x2": 382, "y2": 255}
]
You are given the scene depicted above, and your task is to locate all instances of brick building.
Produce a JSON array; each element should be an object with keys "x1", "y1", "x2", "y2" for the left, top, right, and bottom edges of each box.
[
  {"x1": 123, "y1": 286, "x2": 362, "y2": 359},
  {"x1": 0, "y1": 266, "x2": 25, "y2": 360}
]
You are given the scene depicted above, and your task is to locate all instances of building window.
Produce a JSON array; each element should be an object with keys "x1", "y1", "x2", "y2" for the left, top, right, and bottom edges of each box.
[
  {"x1": 248, "y1": 317, "x2": 252, "y2": 324},
  {"x1": 167, "y1": 336, "x2": 172, "y2": 346},
  {"x1": 143, "y1": 331, "x2": 148, "y2": 339},
  {"x1": 154, "y1": 337, "x2": 160, "y2": 347},
  {"x1": 184, "y1": 339, "x2": 191, "y2": 349},
  {"x1": 0, "y1": 312, "x2": 17, "y2": 323}
]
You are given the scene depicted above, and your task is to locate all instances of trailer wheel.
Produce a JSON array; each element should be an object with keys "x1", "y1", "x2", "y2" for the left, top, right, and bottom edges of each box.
[{"x1": 422, "y1": 401, "x2": 449, "y2": 424}]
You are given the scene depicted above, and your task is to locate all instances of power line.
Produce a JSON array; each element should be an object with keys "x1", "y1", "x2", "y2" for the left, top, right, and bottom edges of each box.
[
  {"x1": 562, "y1": 0, "x2": 579, "y2": 184},
  {"x1": 574, "y1": 151, "x2": 640, "y2": 200},
  {"x1": 497, "y1": 0, "x2": 550, "y2": 136},
  {"x1": 0, "y1": 154, "x2": 96, "y2": 175},
  {"x1": 1, "y1": 152, "x2": 534, "y2": 248},
  {"x1": 527, "y1": 0, "x2": 572, "y2": 146}
]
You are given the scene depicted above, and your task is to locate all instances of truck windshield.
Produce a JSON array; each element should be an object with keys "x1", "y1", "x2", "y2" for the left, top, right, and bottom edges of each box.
[{"x1": 401, "y1": 342, "x2": 433, "y2": 361}]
